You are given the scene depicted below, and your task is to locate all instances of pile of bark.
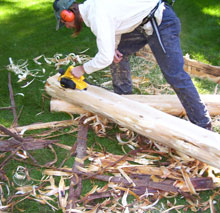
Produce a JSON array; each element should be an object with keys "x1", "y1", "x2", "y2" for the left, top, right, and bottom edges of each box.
[{"x1": 1, "y1": 116, "x2": 219, "y2": 212}]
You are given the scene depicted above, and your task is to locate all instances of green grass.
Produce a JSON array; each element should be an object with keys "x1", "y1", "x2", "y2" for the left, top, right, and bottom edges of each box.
[
  {"x1": 174, "y1": 0, "x2": 220, "y2": 65},
  {"x1": 0, "y1": 0, "x2": 220, "y2": 212}
]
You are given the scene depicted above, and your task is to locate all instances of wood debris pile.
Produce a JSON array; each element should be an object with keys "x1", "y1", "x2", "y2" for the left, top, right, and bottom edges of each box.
[
  {"x1": 0, "y1": 114, "x2": 220, "y2": 212},
  {"x1": 1, "y1": 51, "x2": 220, "y2": 212},
  {"x1": 6, "y1": 52, "x2": 92, "y2": 89}
]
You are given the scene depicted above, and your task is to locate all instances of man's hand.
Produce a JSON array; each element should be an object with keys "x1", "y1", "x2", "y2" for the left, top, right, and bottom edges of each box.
[
  {"x1": 114, "y1": 50, "x2": 123, "y2": 63},
  {"x1": 71, "y1": 65, "x2": 85, "y2": 78}
]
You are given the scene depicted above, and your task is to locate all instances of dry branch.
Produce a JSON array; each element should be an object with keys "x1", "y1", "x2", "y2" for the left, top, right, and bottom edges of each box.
[
  {"x1": 0, "y1": 125, "x2": 58, "y2": 158},
  {"x1": 8, "y1": 72, "x2": 18, "y2": 127},
  {"x1": 6, "y1": 120, "x2": 77, "y2": 135},
  {"x1": 0, "y1": 106, "x2": 13, "y2": 110},
  {"x1": 45, "y1": 74, "x2": 220, "y2": 169}
]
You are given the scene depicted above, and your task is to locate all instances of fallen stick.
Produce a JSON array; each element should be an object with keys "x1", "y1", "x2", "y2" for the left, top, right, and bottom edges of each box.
[
  {"x1": 0, "y1": 125, "x2": 23, "y2": 142},
  {"x1": 0, "y1": 136, "x2": 58, "y2": 152},
  {"x1": 45, "y1": 74, "x2": 220, "y2": 169},
  {"x1": 0, "y1": 146, "x2": 21, "y2": 169},
  {"x1": 8, "y1": 72, "x2": 18, "y2": 127},
  {"x1": 0, "y1": 125, "x2": 58, "y2": 167},
  {"x1": 0, "y1": 106, "x2": 13, "y2": 110},
  {"x1": 5, "y1": 120, "x2": 78, "y2": 135},
  {"x1": 50, "y1": 94, "x2": 220, "y2": 117},
  {"x1": 80, "y1": 190, "x2": 118, "y2": 204}
]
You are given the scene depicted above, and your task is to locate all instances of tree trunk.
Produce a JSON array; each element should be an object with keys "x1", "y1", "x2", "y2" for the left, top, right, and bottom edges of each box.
[
  {"x1": 45, "y1": 74, "x2": 220, "y2": 169},
  {"x1": 50, "y1": 94, "x2": 220, "y2": 117}
]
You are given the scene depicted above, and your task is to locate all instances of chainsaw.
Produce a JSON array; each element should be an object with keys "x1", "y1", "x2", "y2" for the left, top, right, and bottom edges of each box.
[{"x1": 58, "y1": 65, "x2": 88, "y2": 90}]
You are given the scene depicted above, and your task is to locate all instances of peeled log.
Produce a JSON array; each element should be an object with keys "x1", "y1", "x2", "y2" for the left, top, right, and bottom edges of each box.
[
  {"x1": 51, "y1": 95, "x2": 220, "y2": 117},
  {"x1": 45, "y1": 74, "x2": 220, "y2": 169},
  {"x1": 51, "y1": 98, "x2": 87, "y2": 114}
]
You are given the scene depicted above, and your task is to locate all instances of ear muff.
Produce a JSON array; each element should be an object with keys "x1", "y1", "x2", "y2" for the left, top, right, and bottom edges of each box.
[{"x1": 61, "y1": 9, "x2": 75, "y2": 22}]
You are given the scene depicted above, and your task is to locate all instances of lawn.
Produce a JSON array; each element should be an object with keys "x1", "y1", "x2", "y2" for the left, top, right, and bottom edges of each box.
[{"x1": 0, "y1": 0, "x2": 220, "y2": 212}]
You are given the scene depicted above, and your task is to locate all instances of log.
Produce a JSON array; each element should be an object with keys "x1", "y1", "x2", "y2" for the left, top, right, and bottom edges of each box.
[
  {"x1": 184, "y1": 54, "x2": 220, "y2": 83},
  {"x1": 45, "y1": 74, "x2": 220, "y2": 169},
  {"x1": 137, "y1": 45, "x2": 220, "y2": 83},
  {"x1": 50, "y1": 94, "x2": 220, "y2": 117},
  {"x1": 51, "y1": 98, "x2": 87, "y2": 114}
]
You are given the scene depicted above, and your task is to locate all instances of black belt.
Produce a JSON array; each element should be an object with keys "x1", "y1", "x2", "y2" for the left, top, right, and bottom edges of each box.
[{"x1": 140, "y1": 0, "x2": 175, "y2": 54}]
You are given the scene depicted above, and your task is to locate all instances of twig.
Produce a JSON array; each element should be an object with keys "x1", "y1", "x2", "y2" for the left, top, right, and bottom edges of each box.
[
  {"x1": 0, "y1": 146, "x2": 21, "y2": 169},
  {"x1": 10, "y1": 119, "x2": 77, "y2": 134},
  {"x1": 79, "y1": 190, "x2": 117, "y2": 204},
  {"x1": 0, "y1": 125, "x2": 58, "y2": 170},
  {"x1": 0, "y1": 125, "x2": 24, "y2": 142},
  {"x1": 8, "y1": 72, "x2": 18, "y2": 127},
  {"x1": 41, "y1": 93, "x2": 51, "y2": 113},
  {"x1": 0, "y1": 106, "x2": 13, "y2": 110},
  {"x1": 26, "y1": 151, "x2": 39, "y2": 165},
  {"x1": 0, "y1": 125, "x2": 23, "y2": 168},
  {"x1": 7, "y1": 181, "x2": 48, "y2": 211},
  {"x1": 13, "y1": 105, "x2": 24, "y2": 127},
  {"x1": 58, "y1": 150, "x2": 74, "y2": 168}
]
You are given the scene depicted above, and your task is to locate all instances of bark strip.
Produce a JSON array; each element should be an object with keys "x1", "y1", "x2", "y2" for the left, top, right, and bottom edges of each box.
[{"x1": 66, "y1": 117, "x2": 89, "y2": 212}]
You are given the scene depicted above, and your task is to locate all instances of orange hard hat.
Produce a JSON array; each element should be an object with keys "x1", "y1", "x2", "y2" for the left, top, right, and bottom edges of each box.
[{"x1": 60, "y1": 9, "x2": 75, "y2": 22}]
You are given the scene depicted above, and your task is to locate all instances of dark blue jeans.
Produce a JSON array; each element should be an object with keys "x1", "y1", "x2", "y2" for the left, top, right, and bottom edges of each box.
[{"x1": 110, "y1": 4, "x2": 211, "y2": 128}]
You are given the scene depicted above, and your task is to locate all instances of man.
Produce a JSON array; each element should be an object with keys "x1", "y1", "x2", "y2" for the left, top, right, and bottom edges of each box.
[{"x1": 53, "y1": 0, "x2": 212, "y2": 130}]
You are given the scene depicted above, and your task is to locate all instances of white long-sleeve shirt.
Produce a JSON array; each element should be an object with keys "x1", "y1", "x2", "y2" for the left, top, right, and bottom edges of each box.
[{"x1": 79, "y1": 0, "x2": 165, "y2": 74}]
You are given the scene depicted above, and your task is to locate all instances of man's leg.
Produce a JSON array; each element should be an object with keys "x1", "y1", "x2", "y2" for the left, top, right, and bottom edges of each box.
[
  {"x1": 110, "y1": 29, "x2": 148, "y2": 94},
  {"x1": 148, "y1": 5, "x2": 211, "y2": 128}
]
